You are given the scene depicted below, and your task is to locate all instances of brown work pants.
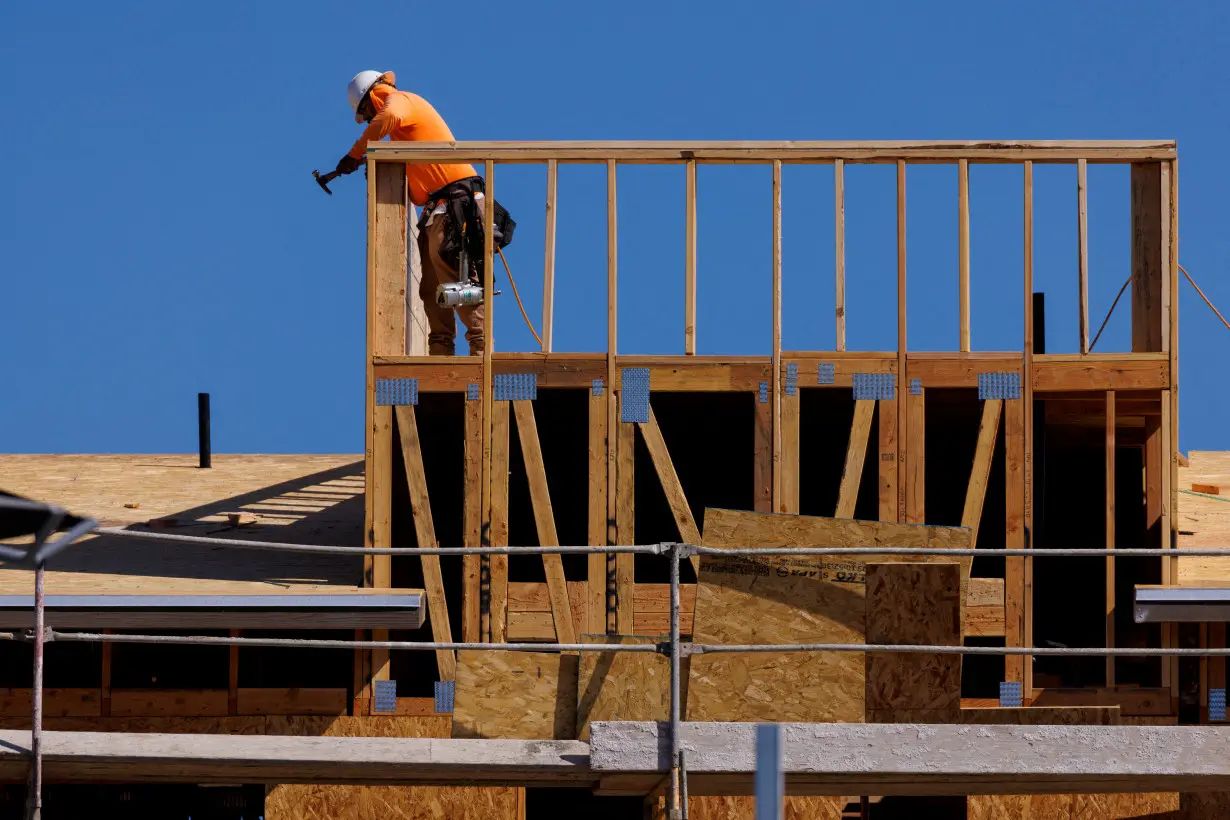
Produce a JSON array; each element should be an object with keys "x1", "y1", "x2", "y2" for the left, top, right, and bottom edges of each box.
[{"x1": 418, "y1": 213, "x2": 484, "y2": 356}]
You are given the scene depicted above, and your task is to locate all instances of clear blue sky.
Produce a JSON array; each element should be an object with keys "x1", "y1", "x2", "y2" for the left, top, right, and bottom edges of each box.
[{"x1": 3, "y1": 1, "x2": 1228, "y2": 453}]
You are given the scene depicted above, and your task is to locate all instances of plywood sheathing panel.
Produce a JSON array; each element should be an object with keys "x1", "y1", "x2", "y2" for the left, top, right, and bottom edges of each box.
[
  {"x1": 968, "y1": 792, "x2": 1179, "y2": 820},
  {"x1": 684, "y1": 795, "x2": 843, "y2": 820},
  {"x1": 576, "y1": 635, "x2": 670, "y2": 741},
  {"x1": 687, "y1": 508, "x2": 971, "y2": 723},
  {"x1": 1177, "y1": 450, "x2": 1230, "y2": 584},
  {"x1": 865, "y1": 563, "x2": 962, "y2": 715},
  {"x1": 866, "y1": 706, "x2": 1119, "y2": 725},
  {"x1": 452, "y1": 651, "x2": 578, "y2": 739}
]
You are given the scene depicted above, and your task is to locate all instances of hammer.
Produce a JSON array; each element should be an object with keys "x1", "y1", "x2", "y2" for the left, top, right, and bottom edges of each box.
[{"x1": 312, "y1": 169, "x2": 340, "y2": 196}]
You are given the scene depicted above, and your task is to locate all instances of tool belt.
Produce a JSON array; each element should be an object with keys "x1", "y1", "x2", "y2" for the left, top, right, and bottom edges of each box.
[{"x1": 418, "y1": 176, "x2": 516, "y2": 286}]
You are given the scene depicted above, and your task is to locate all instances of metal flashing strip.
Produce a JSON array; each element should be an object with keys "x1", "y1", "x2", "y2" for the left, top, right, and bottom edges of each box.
[
  {"x1": 620, "y1": 368, "x2": 651, "y2": 423},
  {"x1": 978, "y1": 371, "x2": 1022, "y2": 401},
  {"x1": 373, "y1": 680, "x2": 398, "y2": 714},
  {"x1": 1212, "y1": 688, "x2": 1227, "y2": 722},
  {"x1": 852, "y1": 373, "x2": 895, "y2": 401},
  {"x1": 817, "y1": 362, "x2": 835, "y2": 385},
  {"x1": 759, "y1": 382, "x2": 769, "y2": 404},
  {"x1": 435, "y1": 680, "x2": 456, "y2": 714},
  {"x1": 1134, "y1": 587, "x2": 1230, "y2": 623},
  {"x1": 375, "y1": 378, "x2": 418, "y2": 406},
  {"x1": 466, "y1": 383, "x2": 480, "y2": 401},
  {"x1": 999, "y1": 680, "x2": 1023, "y2": 708},
  {"x1": 785, "y1": 363, "x2": 799, "y2": 397},
  {"x1": 592, "y1": 378, "x2": 605, "y2": 397},
  {"x1": 910, "y1": 378, "x2": 922, "y2": 396},
  {"x1": 494, "y1": 373, "x2": 537, "y2": 402}
]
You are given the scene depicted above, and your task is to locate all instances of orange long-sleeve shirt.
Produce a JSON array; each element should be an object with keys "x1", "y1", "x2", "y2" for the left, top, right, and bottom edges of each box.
[{"x1": 347, "y1": 73, "x2": 476, "y2": 206}]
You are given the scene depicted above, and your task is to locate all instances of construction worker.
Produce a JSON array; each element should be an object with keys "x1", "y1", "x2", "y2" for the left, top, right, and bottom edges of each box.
[{"x1": 325, "y1": 71, "x2": 513, "y2": 356}]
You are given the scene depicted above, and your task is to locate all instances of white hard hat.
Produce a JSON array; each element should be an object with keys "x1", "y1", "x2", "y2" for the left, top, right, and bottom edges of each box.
[{"x1": 348, "y1": 70, "x2": 385, "y2": 123}]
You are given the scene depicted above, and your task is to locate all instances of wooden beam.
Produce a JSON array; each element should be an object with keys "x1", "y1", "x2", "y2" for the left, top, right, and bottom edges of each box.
[
  {"x1": 463, "y1": 395, "x2": 482, "y2": 643},
  {"x1": 777, "y1": 388, "x2": 798, "y2": 514},
  {"x1": 607, "y1": 159, "x2": 622, "y2": 634},
  {"x1": 228, "y1": 628, "x2": 239, "y2": 717},
  {"x1": 1022, "y1": 161, "x2": 1035, "y2": 695},
  {"x1": 878, "y1": 397, "x2": 898, "y2": 523},
  {"x1": 1131, "y1": 163, "x2": 1168, "y2": 353},
  {"x1": 480, "y1": 162, "x2": 496, "y2": 642},
  {"x1": 771, "y1": 160, "x2": 783, "y2": 512},
  {"x1": 1005, "y1": 396, "x2": 1026, "y2": 683},
  {"x1": 512, "y1": 400, "x2": 577, "y2": 645},
  {"x1": 897, "y1": 160, "x2": 908, "y2": 524},
  {"x1": 836, "y1": 400, "x2": 876, "y2": 519},
  {"x1": 1162, "y1": 389, "x2": 1176, "y2": 701},
  {"x1": 906, "y1": 386, "x2": 925, "y2": 524},
  {"x1": 638, "y1": 406, "x2": 702, "y2": 575},
  {"x1": 489, "y1": 400, "x2": 511, "y2": 643},
  {"x1": 100, "y1": 632, "x2": 112, "y2": 718},
  {"x1": 1078, "y1": 158, "x2": 1090, "y2": 354},
  {"x1": 394, "y1": 404, "x2": 457, "y2": 681},
  {"x1": 962, "y1": 399, "x2": 1004, "y2": 545},
  {"x1": 589, "y1": 388, "x2": 608, "y2": 636},
  {"x1": 959, "y1": 159, "x2": 970, "y2": 353},
  {"x1": 1106, "y1": 390, "x2": 1116, "y2": 687},
  {"x1": 835, "y1": 159, "x2": 846, "y2": 351},
  {"x1": 685, "y1": 158, "x2": 697, "y2": 355},
  {"x1": 616, "y1": 418, "x2": 636, "y2": 634},
  {"x1": 542, "y1": 159, "x2": 557, "y2": 352}
]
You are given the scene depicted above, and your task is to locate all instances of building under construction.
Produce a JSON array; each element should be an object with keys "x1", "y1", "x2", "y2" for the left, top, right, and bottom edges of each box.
[{"x1": 2, "y1": 140, "x2": 1229, "y2": 819}]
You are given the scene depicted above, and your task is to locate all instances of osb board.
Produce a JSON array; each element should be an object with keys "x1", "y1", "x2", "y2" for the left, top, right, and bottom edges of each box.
[
  {"x1": 1178, "y1": 450, "x2": 1230, "y2": 584},
  {"x1": 682, "y1": 796, "x2": 843, "y2": 819},
  {"x1": 968, "y1": 792, "x2": 1178, "y2": 819},
  {"x1": 0, "y1": 688, "x2": 100, "y2": 717},
  {"x1": 865, "y1": 707, "x2": 1119, "y2": 725},
  {"x1": 865, "y1": 563, "x2": 962, "y2": 714},
  {"x1": 0, "y1": 716, "x2": 266, "y2": 733},
  {"x1": 0, "y1": 454, "x2": 367, "y2": 594},
  {"x1": 265, "y1": 784, "x2": 524, "y2": 820},
  {"x1": 452, "y1": 651, "x2": 578, "y2": 739},
  {"x1": 265, "y1": 715, "x2": 452, "y2": 738},
  {"x1": 577, "y1": 636, "x2": 672, "y2": 741},
  {"x1": 687, "y1": 510, "x2": 970, "y2": 724}
]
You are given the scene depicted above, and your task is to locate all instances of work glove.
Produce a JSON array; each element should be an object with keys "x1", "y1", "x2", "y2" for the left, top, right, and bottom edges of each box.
[{"x1": 335, "y1": 154, "x2": 363, "y2": 175}]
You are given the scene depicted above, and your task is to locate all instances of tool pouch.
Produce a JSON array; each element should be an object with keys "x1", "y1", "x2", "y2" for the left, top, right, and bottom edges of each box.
[{"x1": 422, "y1": 176, "x2": 516, "y2": 286}]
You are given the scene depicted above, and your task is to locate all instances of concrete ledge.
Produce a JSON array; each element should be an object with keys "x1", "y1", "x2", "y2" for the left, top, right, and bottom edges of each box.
[
  {"x1": 0, "y1": 731, "x2": 591, "y2": 786},
  {"x1": 589, "y1": 722, "x2": 1230, "y2": 796}
]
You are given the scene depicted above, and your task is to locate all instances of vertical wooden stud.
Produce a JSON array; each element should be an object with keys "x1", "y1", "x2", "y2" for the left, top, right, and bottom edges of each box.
[
  {"x1": 1078, "y1": 159, "x2": 1090, "y2": 354},
  {"x1": 896, "y1": 160, "x2": 908, "y2": 524},
  {"x1": 777, "y1": 384, "x2": 798, "y2": 514},
  {"x1": 771, "y1": 161, "x2": 783, "y2": 512},
  {"x1": 835, "y1": 158, "x2": 846, "y2": 352},
  {"x1": 1131, "y1": 162, "x2": 1169, "y2": 353},
  {"x1": 685, "y1": 159, "x2": 697, "y2": 355},
  {"x1": 1004, "y1": 395, "x2": 1026, "y2": 684},
  {"x1": 617, "y1": 418, "x2": 636, "y2": 634},
  {"x1": 959, "y1": 158, "x2": 971, "y2": 353},
  {"x1": 100, "y1": 632, "x2": 112, "y2": 718},
  {"x1": 1105, "y1": 390, "x2": 1116, "y2": 686},
  {"x1": 489, "y1": 399, "x2": 511, "y2": 643},
  {"x1": 588, "y1": 388, "x2": 608, "y2": 635},
  {"x1": 1162, "y1": 389, "x2": 1176, "y2": 699},
  {"x1": 1022, "y1": 161, "x2": 1035, "y2": 696},
  {"x1": 228, "y1": 628, "x2": 240, "y2": 716},
  {"x1": 463, "y1": 395, "x2": 483, "y2": 644},
  {"x1": 542, "y1": 159, "x2": 558, "y2": 352},
  {"x1": 906, "y1": 386, "x2": 926, "y2": 525},
  {"x1": 480, "y1": 161, "x2": 497, "y2": 642},
  {"x1": 878, "y1": 398, "x2": 898, "y2": 523}
]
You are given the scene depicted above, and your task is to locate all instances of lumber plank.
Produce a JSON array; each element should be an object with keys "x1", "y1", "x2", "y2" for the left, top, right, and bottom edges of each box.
[
  {"x1": 958, "y1": 158, "x2": 970, "y2": 352},
  {"x1": 512, "y1": 399, "x2": 577, "y2": 645},
  {"x1": 542, "y1": 159, "x2": 557, "y2": 351},
  {"x1": 228, "y1": 628, "x2": 239, "y2": 716},
  {"x1": 962, "y1": 399, "x2": 1003, "y2": 545},
  {"x1": 1131, "y1": 162, "x2": 1168, "y2": 353},
  {"x1": 1078, "y1": 158, "x2": 1090, "y2": 353},
  {"x1": 462, "y1": 395, "x2": 482, "y2": 643},
  {"x1": 1004, "y1": 397, "x2": 1026, "y2": 683},
  {"x1": 1032, "y1": 358, "x2": 1169, "y2": 391},
  {"x1": 489, "y1": 400, "x2": 511, "y2": 643},
  {"x1": 772, "y1": 160, "x2": 783, "y2": 514},
  {"x1": 613, "y1": 359, "x2": 770, "y2": 391},
  {"x1": 616, "y1": 419, "x2": 635, "y2": 634},
  {"x1": 235, "y1": 689, "x2": 347, "y2": 716},
  {"x1": 835, "y1": 158, "x2": 846, "y2": 351},
  {"x1": 606, "y1": 159, "x2": 620, "y2": 637},
  {"x1": 835, "y1": 400, "x2": 876, "y2": 519},
  {"x1": 906, "y1": 386, "x2": 925, "y2": 524},
  {"x1": 897, "y1": 160, "x2": 908, "y2": 526},
  {"x1": 110, "y1": 690, "x2": 229, "y2": 717},
  {"x1": 777, "y1": 390, "x2": 798, "y2": 514},
  {"x1": 638, "y1": 406, "x2": 701, "y2": 574},
  {"x1": 588, "y1": 388, "x2": 608, "y2": 635},
  {"x1": 0, "y1": 689, "x2": 100, "y2": 718},
  {"x1": 394, "y1": 404, "x2": 457, "y2": 681},
  {"x1": 1106, "y1": 391, "x2": 1116, "y2": 686},
  {"x1": 905, "y1": 354, "x2": 1022, "y2": 388},
  {"x1": 878, "y1": 398, "x2": 898, "y2": 523},
  {"x1": 1028, "y1": 687, "x2": 1173, "y2": 716},
  {"x1": 685, "y1": 158, "x2": 697, "y2": 354}
]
